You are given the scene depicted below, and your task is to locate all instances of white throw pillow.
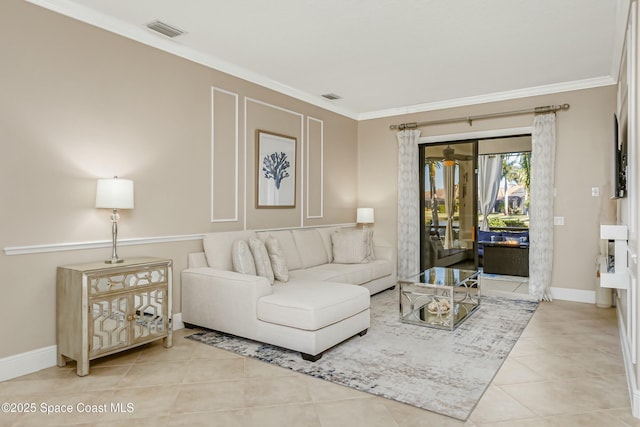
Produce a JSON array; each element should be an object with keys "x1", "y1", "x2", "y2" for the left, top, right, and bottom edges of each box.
[
  {"x1": 331, "y1": 229, "x2": 370, "y2": 264},
  {"x1": 364, "y1": 228, "x2": 376, "y2": 261},
  {"x1": 231, "y1": 240, "x2": 257, "y2": 275},
  {"x1": 249, "y1": 238, "x2": 275, "y2": 285},
  {"x1": 264, "y1": 235, "x2": 289, "y2": 282}
]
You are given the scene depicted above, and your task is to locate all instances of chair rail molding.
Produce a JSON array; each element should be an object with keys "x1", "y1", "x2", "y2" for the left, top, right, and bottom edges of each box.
[{"x1": 3, "y1": 234, "x2": 204, "y2": 256}]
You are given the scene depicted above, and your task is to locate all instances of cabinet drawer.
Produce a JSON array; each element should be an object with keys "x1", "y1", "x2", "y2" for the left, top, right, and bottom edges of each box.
[{"x1": 88, "y1": 264, "x2": 169, "y2": 295}]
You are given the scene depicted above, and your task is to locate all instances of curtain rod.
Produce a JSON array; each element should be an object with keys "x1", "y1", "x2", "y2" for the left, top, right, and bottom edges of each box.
[{"x1": 389, "y1": 103, "x2": 570, "y2": 130}]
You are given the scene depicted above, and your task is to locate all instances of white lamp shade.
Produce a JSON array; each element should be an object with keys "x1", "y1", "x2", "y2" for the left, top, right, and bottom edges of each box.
[
  {"x1": 96, "y1": 178, "x2": 134, "y2": 209},
  {"x1": 357, "y1": 207, "x2": 374, "y2": 223}
]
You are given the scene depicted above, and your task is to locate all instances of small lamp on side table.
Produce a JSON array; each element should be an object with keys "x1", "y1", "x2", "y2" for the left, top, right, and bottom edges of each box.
[
  {"x1": 96, "y1": 176, "x2": 134, "y2": 264},
  {"x1": 356, "y1": 208, "x2": 374, "y2": 228}
]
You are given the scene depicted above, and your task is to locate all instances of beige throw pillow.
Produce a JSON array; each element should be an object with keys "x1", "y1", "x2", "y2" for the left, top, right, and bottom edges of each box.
[
  {"x1": 264, "y1": 235, "x2": 289, "y2": 282},
  {"x1": 249, "y1": 238, "x2": 275, "y2": 285},
  {"x1": 364, "y1": 228, "x2": 376, "y2": 261},
  {"x1": 331, "y1": 229, "x2": 370, "y2": 264},
  {"x1": 231, "y1": 240, "x2": 257, "y2": 275}
]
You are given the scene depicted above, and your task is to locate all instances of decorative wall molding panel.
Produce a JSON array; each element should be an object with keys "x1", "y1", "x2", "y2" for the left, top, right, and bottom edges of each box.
[
  {"x1": 306, "y1": 117, "x2": 324, "y2": 218},
  {"x1": 211, "y1": 86, "x2": 239, "y2": 223}
]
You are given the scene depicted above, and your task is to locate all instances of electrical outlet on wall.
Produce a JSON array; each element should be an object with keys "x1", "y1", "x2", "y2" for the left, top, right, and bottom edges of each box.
[{"x1": 554, "y1": 216, "x2": 565, "y2": 226}]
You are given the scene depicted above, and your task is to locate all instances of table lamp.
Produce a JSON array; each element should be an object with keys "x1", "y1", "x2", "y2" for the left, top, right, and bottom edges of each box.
[
  {"x1": 96, "y1": 176, "x2": 134, "y2": 264},
  {"x1": 357, "y1": 208, "x2": 374, "y2": 228}
]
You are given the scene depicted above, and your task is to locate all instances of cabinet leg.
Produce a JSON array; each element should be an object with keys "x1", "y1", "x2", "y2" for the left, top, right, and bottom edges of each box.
[
  {"x1": 76, "y1": 361, "x2": 89, "y2": 377},
  {"x1": 163, "y1": 334, "x2": 173, "y2": 348},
  {"x1": 57, "y1": 353, "x2": 67, "y2": 367}
]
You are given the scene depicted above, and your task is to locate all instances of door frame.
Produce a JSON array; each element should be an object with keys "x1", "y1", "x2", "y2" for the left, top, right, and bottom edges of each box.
[{"x1": 419, "y1": 126, "x2": 533, "y2": 271}]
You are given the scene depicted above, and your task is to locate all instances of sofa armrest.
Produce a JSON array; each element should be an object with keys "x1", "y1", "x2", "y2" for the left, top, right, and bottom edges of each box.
[
  {"x1": 373, "y1": 238, "x2": 394, "y2": 261},
  {"x1": 188, "y1": 252, "x2": 208, "y2": 268},
  {"x1": 181, "y1": 267, "x2": 272, "y2": 339}
]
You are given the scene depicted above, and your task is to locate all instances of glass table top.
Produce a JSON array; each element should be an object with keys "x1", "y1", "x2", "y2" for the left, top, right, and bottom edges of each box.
[{"x1": 402, "y1": 267, "x2": 479, "y2": 287}]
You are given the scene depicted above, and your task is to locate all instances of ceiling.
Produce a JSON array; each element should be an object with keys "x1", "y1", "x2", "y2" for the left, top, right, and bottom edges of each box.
[{"x1": 29, "y1": 0, "x2": 625, "y2": 120}]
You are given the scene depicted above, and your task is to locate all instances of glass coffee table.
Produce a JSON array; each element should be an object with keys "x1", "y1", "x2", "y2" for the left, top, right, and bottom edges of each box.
[{"x1": 399, "y1": 267, "x2": 480, "y2": 330}]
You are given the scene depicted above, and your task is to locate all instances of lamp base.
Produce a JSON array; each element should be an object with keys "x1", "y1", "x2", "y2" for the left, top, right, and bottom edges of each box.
[{"x1": 105, "y1": 258, "x2": 124, "y2": 264}]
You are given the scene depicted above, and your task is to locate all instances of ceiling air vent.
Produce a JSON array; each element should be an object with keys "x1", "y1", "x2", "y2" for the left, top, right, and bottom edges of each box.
[
  {"x1": 322, "y1": 93, "x2": 342, "y2": 100},
  {"x1": 146, "y1": 20, "x2": 185, "y2": 38}
]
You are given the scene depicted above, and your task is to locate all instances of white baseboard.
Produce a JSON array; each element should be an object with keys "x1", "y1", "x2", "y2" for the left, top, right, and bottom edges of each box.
[
  {"x1": 549, "y1": 286, "x2": 596, "y2": 304},
  {"x1": 0, "y1": 313, "x2": 185, "y2": 382},
  {"x1": 0, "y1": 345, "x2": 57, "y2": 382}
]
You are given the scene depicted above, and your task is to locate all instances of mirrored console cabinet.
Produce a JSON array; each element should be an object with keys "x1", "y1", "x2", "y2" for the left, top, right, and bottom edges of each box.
[{"x1": 56, "y1": 257, "x2": 173, "y2": 376}]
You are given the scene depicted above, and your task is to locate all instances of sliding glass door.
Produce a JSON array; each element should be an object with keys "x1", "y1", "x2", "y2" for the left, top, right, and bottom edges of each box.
[{"x1": 420, "y1": 141, "x2": 478, "y2": 270}]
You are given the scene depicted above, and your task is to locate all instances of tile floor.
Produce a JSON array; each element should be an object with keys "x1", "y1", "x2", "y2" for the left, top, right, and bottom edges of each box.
[{"x1": 0, "y1": 295, "x2": 637, "y2": 426}]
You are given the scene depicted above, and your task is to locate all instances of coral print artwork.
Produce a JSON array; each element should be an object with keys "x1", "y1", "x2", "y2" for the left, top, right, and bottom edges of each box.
[{"x1": 256, "y1": 130, "x2": 297, "y2": 208}]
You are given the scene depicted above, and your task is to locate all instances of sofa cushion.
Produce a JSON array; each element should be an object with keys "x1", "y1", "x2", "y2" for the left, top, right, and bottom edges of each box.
[
  {"x1": 264, "y1": 235, "x2": 289, "y2": 282},
  {"x1": 368, "y1": 259, "x2": 393, "y2": 279},
  {"x1": 257, "y1": 230, "x2": 303, "y2": 271},
  {"x1": 332, "y1": 229, "x2": 370, "y2": 264},
  {"x1": 231, "y1": 240, "x2": 257, "y2": 275},
  {"x1": 249, "y1": 238, "x2": 275, "y2": 285},
  {"x1": 289, "y1": 263, "x2": 380, "y2": 285},
  {"x1": 204, "y1": 230, "x2": 258, "y2": 270},
  {"x1": 292, "y1": 229, "x2": 329, "y2": 268},
  {"x1": 288, "y1": 266, "x2": 349, "y2": 283},
  {"x1": 257, "y1": 282, "x2": 370, "y2": 331},
  {"x1": 316, "y1": 226, "x2": 345, "y2": 263}
]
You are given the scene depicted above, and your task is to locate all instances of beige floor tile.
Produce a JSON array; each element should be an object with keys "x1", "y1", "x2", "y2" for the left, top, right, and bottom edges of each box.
[
  {"x1": 314, "y1": 398, "x2": 400, "y2": 427},
  {"x1": 469, "y1": 385, "x2": 537, "y2": 424},
  {"x1": 172, "y1": 380, "x2": 248, "y2": 414},
  {"x1": 244, "y1": 376, "x2": 313, "y2": 407},
  {"x1": 491, "y1": 358, "x2": 545, "y2": 385},
  {"x1": 384, "y1": 399, "x2": 473, "y2": 426},
  {"x1": 183, "y1": 357, "x2": 246, "y2": 383},
  {"x1": 473, "y1": 411, "x2": 629, "y2": 427},
  {"x1": 500, "y1": 375, "x2": 629, "y2": 417},
  {"x1": 165, "y1": 409, "x2": 251, "y2": 427},
  {"x1": 116, "y1": 360, "x2": 188, "y2": 388},
  {"x1": 248, "y1": 403, "x2": 321, "y2": 427}
]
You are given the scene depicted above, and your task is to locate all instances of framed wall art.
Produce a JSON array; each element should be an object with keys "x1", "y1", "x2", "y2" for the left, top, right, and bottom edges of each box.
[{"x1": 256, "y1": 130, "x2": 297, "y2": 208}]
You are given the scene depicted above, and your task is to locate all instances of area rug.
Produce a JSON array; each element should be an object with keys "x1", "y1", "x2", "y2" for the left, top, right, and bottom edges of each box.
[{"x1": 186, "y1": 290, "x2": 538, "y2": 420}]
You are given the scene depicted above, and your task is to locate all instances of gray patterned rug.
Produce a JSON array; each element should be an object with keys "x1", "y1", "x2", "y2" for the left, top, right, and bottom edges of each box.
[{"x1": 186, "y1": 289, "x2": 538, "y2": 420}]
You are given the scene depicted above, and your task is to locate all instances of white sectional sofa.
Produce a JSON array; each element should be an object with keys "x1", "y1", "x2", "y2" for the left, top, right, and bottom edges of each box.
[{"x1": 181, "y1": 226, "x2": 396, "y2": 361}]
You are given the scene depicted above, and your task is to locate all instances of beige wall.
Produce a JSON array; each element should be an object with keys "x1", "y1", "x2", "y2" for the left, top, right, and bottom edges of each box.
[
  {"x1": 357, "y1": 85, "x2": 617, "y2": 294},
  {"x1": 0, "y1": 1, "x2": 358, "y2": 358}
]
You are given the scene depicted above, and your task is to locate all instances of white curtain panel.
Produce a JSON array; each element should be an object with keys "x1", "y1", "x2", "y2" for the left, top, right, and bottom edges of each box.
[
  {"x1": 397, "y1": 130, "x2": 421, "y2": 279},
  {"x1": 529, "y1": 113, "x2": 556, "y2": 301},
  {"x1": 478, "y1": 155, "x2": 503, "y2": 231},
  {"x1": 443, "y1": 164, "x2": 456, "y2": 249}
]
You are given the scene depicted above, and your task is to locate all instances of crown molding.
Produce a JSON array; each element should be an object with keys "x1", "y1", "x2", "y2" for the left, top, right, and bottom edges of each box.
[
  {"x1": 25, "y1": 0, "x2": 360, "y2": 120},
  {"x1": 26, "y1": 1, "x2": 619, "y2": 123},
  {"x1": 358, "y1": 76, "x2": 617, "y2": 121}
]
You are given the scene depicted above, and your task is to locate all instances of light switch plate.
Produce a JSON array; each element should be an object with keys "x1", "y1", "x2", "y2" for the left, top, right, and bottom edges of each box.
[
  {"x1": 554, "y1": 216, "x2": 565, "y2": 226},
  {"x1": 592, "y1": 187, "x2": 599, "y2": 197}
]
